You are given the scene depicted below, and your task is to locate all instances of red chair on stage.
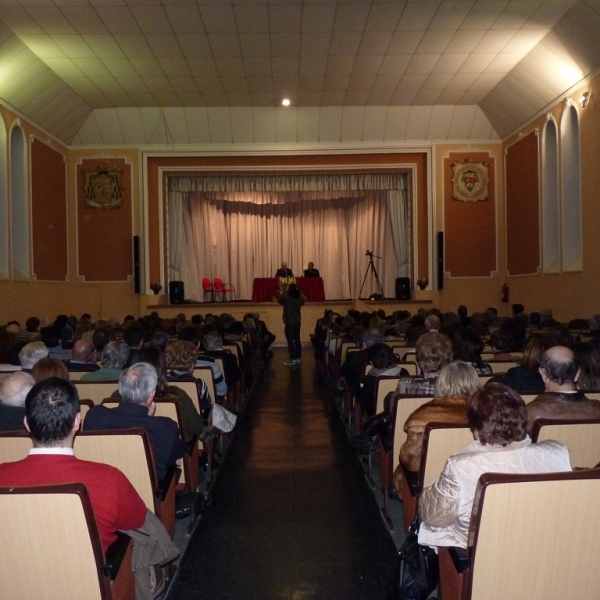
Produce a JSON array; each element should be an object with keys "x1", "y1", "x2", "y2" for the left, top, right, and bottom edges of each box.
[
  {"x1": 213, "y1": 278, "x2": 236, "y2": 302},
  {"x1": 202, "y1": 278, "x2": 215, "y2": 302}
]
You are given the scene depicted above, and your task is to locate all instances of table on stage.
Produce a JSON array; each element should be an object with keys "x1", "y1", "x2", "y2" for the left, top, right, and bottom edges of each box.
[{"x1": 251, "y1": 277, "x2": 325, "y2": 302}]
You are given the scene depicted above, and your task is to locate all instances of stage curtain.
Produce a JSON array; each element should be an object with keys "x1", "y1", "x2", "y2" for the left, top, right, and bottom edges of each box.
[{"x1": 168, "y1": 174, "x2": 408, "y2": 302}]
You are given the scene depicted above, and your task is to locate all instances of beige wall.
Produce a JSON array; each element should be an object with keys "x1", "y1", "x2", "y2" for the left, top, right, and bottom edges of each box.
[{"x1": 1, "y1": 73, "x2": 599, "y2": 324}]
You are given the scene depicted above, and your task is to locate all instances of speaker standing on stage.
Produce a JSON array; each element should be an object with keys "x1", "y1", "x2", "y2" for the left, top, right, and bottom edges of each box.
[
  {"x1": 278, "y1": 283, "x2": 304, "y2": 367},
  {"x1": 275, "y1": 262, "x2": 293, "y2": 277},
  {"x1": 303, "y1": 262, "x2": 320, "y2": 277}
]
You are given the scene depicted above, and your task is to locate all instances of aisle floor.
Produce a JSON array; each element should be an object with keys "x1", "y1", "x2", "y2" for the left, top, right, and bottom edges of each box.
[{"x1": 166, "y1": 348, "x2": 398, "y2": 600}]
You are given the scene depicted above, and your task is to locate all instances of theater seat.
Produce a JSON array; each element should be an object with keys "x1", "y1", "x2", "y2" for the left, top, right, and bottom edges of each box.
[
  {"x1": 0, "y1": 482, "x2": 134, "y2": 600},
  {"x1": 439, "y1": 470, "x2": 600, "y2": 600}
]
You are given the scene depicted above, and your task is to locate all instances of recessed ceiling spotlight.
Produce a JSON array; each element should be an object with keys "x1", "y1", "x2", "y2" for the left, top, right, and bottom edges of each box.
[{"x1": 281, "y1": 98, "x2": 291, "y2": 107}]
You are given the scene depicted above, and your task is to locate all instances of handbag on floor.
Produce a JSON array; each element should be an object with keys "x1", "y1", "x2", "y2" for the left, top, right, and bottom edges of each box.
[{"x1": 389, "y1": 514, "x2": 439, "y2": 600}]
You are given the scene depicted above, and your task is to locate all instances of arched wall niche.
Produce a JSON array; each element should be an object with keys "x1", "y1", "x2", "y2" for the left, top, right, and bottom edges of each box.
[
  {"x1": 560, "y1": 103, "x2": 582, "y2": 272},
  {"x1": 0, "y1": 118, "x2": 7, "y2": 280},
  {"x1": 541, "y1": 117, "x2": 559, "y2": 273},
  {"x1": 9, "y1": 124, "x2": 29, "y2": 280}
]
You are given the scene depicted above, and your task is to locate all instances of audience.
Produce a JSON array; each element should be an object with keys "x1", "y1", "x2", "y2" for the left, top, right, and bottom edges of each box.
[
  {"x1": 526, "y1": 346, "x2": 600, "y2": 432},
  {"x1": 65, "y1": 338, "x2": 99, "y2": 372},
  {"x1": 19, "y1": 341, "x2": 49, "y2": 371},
  {"x1": 84, "y1": 363, "x2": 185, "y2": 482},
  {"x1": 0, "y1": 371, "x2": 35, "y2": 431},
  {"x1": 393, "y1": 361, "x2": 480, "y2": 494},
  {"x1": 80, "y1": 340, "x2": 128, "y2": 381},
  {"x1": 419, "y1": 383, "x2": 572, "y2": 550},
  {"x1": 31, "y1": 357, "x2": 70, "y2": 382},
  {"x1": 394, "y1": 332, "x2": 453, "y2": 396}
]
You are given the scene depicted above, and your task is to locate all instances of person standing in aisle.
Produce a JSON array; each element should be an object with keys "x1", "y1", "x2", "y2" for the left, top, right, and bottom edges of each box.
[{"x1": 278, "y1": 283, "x2": 304, "y2": 366}]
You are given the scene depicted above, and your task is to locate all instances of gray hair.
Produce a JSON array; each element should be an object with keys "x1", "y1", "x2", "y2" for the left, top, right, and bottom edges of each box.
[
  {"x1": 434, "y1": 361, "x2": 480, "y2": 398},
  {"x1": 0, "y1": 371, "x2": 35, "y2": 407},
  {"x1": 101, "y1": 341, "x2": 129, "y2": 368},
  {"x1": 118, "y1": 363, "x2": 158, "y2": 405},
  {"x1": 203, "y1": 332, "x2": 223, "y2": 351},
  {"x1": 19, "y1": 342, "x2": 49, "y2": 369}
]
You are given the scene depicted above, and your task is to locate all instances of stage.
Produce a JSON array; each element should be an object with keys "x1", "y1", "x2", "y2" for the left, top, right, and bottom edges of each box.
[{"x1": 144, "y1": 296, "x2": 434, "y2": 343}]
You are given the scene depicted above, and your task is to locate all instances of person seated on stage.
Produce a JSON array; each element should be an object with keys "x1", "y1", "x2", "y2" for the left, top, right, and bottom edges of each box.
[
  {"x1": 303, "y1": 262, "x2": 320, "y2": 277},
  {"x1": 275, "y1": 262, "x2": 293, "y2": 277},
  {"x1": 0, "y1": 371, "x2": 35, "y2": 431}
]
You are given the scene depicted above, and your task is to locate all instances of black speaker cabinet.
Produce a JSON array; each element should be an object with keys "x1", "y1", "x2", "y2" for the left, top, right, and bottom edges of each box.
[
  {"x1": 437, "y1": 231, "x2": 444, "y2": 290},
  {"x1": 169, "y1": 281, "x2": 185, "y2": 304},
  {"x1": 395, "y1": 277, "x2": 410, "y2": 300},
  {"x1": 133, "y1": 236, "x2": 140, "y2": 294}
]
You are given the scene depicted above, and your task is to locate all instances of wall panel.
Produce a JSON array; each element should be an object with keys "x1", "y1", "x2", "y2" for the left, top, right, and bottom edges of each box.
[{"x1": 31, "y1": 138, "x2": 67, "y2": 281}]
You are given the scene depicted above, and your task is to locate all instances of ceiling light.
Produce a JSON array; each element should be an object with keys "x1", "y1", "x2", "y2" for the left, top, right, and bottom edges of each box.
[
  {"x1": 580, "y1": 91, "x2": 590, "y2": 108},
  {"x1": 281, "y1": 98, "x2": 290, "y2": 107}
]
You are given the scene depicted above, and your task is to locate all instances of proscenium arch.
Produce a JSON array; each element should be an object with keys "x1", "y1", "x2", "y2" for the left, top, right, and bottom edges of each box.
[
  {"x1": 560, "y1": 104, "x2": 582, "y2": 272},
  {"x1": 541, "y1": 117, "x2": 559, "y2": 273},
  {"x1": 9, "y1": 124, "x2": 29, "y2": 280}
]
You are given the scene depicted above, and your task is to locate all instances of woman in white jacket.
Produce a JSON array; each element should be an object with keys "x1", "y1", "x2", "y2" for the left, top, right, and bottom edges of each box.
[{"x1": 418, "y1": 383, "x2": 572, "y2": 549}]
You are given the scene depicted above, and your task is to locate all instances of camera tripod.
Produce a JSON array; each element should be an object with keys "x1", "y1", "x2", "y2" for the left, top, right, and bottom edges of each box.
[{"x1": 359, "y1": 251, "x2": 384, "y2": 299}]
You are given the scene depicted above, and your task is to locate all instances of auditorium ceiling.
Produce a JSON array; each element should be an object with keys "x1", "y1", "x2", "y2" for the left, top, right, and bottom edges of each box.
[{"x1": 0, "y1": 0, "x2": 597, "y2": 146}]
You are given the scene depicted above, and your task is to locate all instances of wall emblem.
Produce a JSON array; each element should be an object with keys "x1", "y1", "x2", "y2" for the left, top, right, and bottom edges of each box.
[
  {"x1": 451, "y1": 160, "x2": 489, "y2": 202},
  {"x1": 84, "y1": 165, "x2": 123, "y2": 209}
]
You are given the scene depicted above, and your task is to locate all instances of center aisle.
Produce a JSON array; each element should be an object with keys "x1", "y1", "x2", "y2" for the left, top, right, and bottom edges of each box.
[{"x1": 166, "y1": 348, "x2": 397, "y2": 600}]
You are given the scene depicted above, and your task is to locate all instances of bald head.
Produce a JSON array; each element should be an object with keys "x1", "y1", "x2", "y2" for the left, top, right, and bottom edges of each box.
[
  {"x1": 539, "y1": 346, "x2": 578, "y2": 390},
  {"x1": 0, "y1": 371, "x2": 35, "y2": 407},
  {"x1": 71, "y1": 339, "x2": 96, "y2": 363}
]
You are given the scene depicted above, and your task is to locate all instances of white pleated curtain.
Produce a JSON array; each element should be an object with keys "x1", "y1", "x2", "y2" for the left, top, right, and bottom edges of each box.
[{"x1": 168, "y1": 174, "x2": 409, "y2": 302}]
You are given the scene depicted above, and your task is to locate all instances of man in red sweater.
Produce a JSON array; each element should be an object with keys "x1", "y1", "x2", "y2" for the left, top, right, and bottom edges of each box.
[{"x1": 0, "y1": 377, "x2": 146, "y2": 554}]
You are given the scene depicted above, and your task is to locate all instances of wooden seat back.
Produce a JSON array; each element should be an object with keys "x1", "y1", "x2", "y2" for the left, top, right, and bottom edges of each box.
[
  {"x1": 373, "y1": 376, "x2": 402, "y2": 415},
  {"x1": 463, "y1": 470, "x2": 600, "y2": 600},
  {"x1": 74, "y1": 381, "x2": 119, "y2": 405},
  {"x1": 0, "y1": 430, "x2": 32, "y2": 462},
  {"x1": 74, "y1": 429, "x2": 157, "y2": 513},
  {"x1": 192, "y1": 366, "x2": 217, "y2": 402},
  {"x1": 531, "y1": 418, "x2": 600, "y2": 467},
  {"x1": 101, "y1": 399, "x2": 191, "y2": 487},
  {"x1": 0, "y1": 482, "x2": 130, "y2": 600},
  {"x1": 420, "y1": 423, "x2": 473, "y2": 488}
]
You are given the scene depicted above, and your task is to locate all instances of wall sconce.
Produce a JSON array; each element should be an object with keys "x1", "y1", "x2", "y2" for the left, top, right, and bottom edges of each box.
[{"x1": 580, "y1": 91, "x2": 590, "y2": 108}]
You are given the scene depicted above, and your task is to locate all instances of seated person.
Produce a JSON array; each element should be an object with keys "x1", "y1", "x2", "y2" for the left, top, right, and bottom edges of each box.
[
  {"x1": 202, "y1": 332, "x2": 241, "y2": 389},
  {"x1": 19, "y1": 341, "x2": 49, "y2": 372},
  {"x1": 80, "y1": 340, "x2": 129, "y2": 381},
  {"x1": 453, "y1": 327, "x2": 492, "y2": 375},
  {"x1": 0, "y1": 377, "x2": 178, "y2": 596},
  {"x1": 275, "y1": 262, "x2": 293, "y2": 277},
  {"x1": 31, "y1": 357, "x2": 70, "y2": 382},
  {"x1": 339, "y1": 328, "x2": 382, "y2": 397},
  {"x1": 418, "y1": 383, "x2": 571, "y2": 549},
  {"x1": 393, "y1": 361, "x2": 480, "y2": 495},
  {"x1": 394, "y1": 332, "x2": 453, "y2": 396},
  {"x1": 526, "y1": 345, "x2": 600, "y2": 432},
  {"x1": 64, "y1": 338, "x2": 99, "y2": 372},
  {"x1": 0, "y1": 377, "x2": 147, "y2": 553},
  {"x1": 166, "y1": 340, "x2": 213, "y2": 421},
  {"x1": 489, "y1": 334, "x2": 549, "y2": 392},
  {"x1": 0, "y1": 371, "x2": 35, "y2": 431},
  {"x1": 85, "y1": 363, "x2": 185, "y2": 481},
  {"x1": 303, "y1": 262, "x2": 320, "y2": 277},
  {"x1": 359, "y1": 343, "x2": 408, "y2": 418}
]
